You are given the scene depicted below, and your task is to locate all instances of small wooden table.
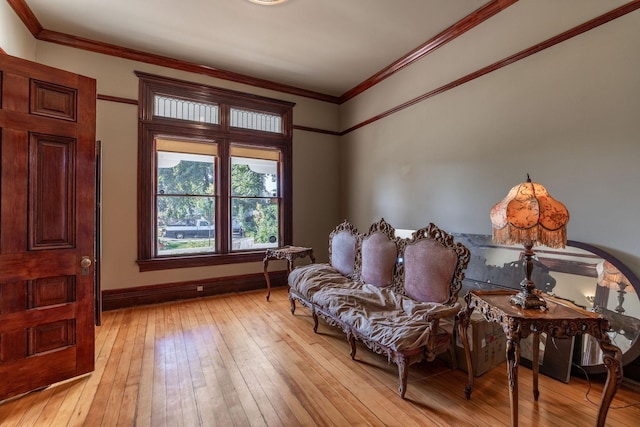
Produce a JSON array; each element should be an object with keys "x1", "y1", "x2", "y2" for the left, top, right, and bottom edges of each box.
[
  {"x1": 263, "y1": 246, "x2": 315, "y2": 301},
  {"x1": 460, "y1": 290, "x2": 623, "y2": 427}
]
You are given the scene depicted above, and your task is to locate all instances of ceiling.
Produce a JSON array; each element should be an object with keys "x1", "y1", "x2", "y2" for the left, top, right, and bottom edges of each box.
[{"x1": 23, "y1": 0, "x2": 491, "y2": 97}]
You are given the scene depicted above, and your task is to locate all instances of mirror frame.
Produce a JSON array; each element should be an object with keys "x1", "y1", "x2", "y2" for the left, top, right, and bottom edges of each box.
[
  {"x1": 567, "y1": 240, "x2": 640, "y2": 374},
  {"x1": 455, "y1": 233, "x2": 640, "y2": 375}
]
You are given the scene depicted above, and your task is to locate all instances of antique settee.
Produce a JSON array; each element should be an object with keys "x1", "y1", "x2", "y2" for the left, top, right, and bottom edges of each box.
[{"x1": 288, "y1": 218, "x2": 471, "y2": 397}]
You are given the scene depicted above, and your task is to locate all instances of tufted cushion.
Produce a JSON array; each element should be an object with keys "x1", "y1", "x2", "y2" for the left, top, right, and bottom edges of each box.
[
  {"x1": 361, "y1": 232, "x2": 397, "y2": 287},
  {"x1": 330, "y1": 230, "x2": 358, "y2": 276},
  {"x1": 403, "y1": 239, "x2": 457, "y2": 303}
]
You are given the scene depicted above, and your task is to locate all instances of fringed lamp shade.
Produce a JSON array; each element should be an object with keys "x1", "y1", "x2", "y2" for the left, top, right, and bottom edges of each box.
[
  {"x1": 597, "y1": 260, "x2": 631, "y2": 289},
  {"x1": 490, "y1": 175, "x2": 569, "y2": 309},
  {"x1": 597, "y1": 260, "x2": 634, "y2": 313},
  {"x1": 490, "y1": 176, "x2": 569, "y2": 248}
]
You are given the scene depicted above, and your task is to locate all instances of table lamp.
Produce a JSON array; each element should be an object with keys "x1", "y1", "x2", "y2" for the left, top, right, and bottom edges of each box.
[
  {"x1": 490, "y1": 174, "x2": 569, "y2": 309},
  {"x1": 597, "y1": 260, "x2": 634, "y2": 314}
]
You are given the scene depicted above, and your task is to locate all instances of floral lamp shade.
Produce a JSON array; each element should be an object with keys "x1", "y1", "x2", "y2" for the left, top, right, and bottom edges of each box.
[
  {"x1": 490, "y1": 175, "x2": 570, "y2": 248},
  {"x1": 490, "y1": 174, "x2": 569, "y2": 309}
]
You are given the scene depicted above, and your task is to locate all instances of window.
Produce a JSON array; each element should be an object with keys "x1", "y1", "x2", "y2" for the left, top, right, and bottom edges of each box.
[
  {"x1": 156, "y1": 139, "x2": 216, "y2": 256},
  {"x1": 136, "y1": 72, "x2": 294, "y2": 271},
  {"x1": 230, "y1": 145, "x2": 281, "y2": 250}
]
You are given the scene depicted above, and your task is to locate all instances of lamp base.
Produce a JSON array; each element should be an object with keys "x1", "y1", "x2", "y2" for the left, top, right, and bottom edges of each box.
[
  {"x1": 615, "y1": 284, "x2": 627, "y2": 314},
  {"x1": 508, "y1": 244, "x2": 547, "y2": 310},
  {"x1": 510, "y1": 285, "x2": 547, "y2": 310}
]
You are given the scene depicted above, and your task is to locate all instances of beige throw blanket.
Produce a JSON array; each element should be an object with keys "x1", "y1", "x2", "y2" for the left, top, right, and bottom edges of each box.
[{"x1": 289, "y1": 264, "x2": 452, "y2": 352}]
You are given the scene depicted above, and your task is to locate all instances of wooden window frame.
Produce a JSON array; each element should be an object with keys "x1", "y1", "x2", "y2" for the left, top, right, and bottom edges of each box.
[{"x1": 135, "y1": 72, "x2": 294, "y2": 271}]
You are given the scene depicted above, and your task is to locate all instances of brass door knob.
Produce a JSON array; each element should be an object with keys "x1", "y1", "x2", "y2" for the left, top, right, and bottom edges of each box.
[{"x1": 80, "y1": 257, "x2": 92, "y2": 269}]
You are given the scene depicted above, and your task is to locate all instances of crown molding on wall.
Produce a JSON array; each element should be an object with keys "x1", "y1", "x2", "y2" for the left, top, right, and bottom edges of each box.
[
  {"x1": 340, "y1": 0, "x2": 640, "y2": 136},
  {"x1": 6, "y1": 0, "x2": 515, "y2": 105},
  {"x1": 338, "y1": 0, "x2": 518, "y2": 103}
]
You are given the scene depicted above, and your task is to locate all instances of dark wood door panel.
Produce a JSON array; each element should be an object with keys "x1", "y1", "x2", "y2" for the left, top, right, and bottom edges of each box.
[
  {"x1": 30, "y1": 79, "x2": 77, "y2": 121},
  {"x1": 31, "y1": 319, "x2": 76, "y2": 354},
  {"x1": 0, "y1": 53, "x2": 96, "y2": 400},
  {"x1": 29, "y1": 133, "x2": 76, "y2": 249},
  {"x1": 30, "y1": 275, "x2": 76, "y2": 307}
]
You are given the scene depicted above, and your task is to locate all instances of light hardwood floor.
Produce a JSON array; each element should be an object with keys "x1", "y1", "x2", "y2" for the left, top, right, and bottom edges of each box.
[{"x1": 0, "y1": 287, "x2": 639, "y2": 426}]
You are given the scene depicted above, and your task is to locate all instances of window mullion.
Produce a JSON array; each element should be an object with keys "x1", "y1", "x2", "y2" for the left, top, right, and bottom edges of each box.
[
  {"x1": 220, "y1": 104, "x2": 231, "y2": 132},
  {"x1": 218, "y1": 140, "x2": 230, "y2": 253}
]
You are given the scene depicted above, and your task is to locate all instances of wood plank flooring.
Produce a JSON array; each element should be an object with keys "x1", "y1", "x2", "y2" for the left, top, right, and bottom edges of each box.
[{"x1": 0, "y1": 287, "x2": 639, "y2": 426}]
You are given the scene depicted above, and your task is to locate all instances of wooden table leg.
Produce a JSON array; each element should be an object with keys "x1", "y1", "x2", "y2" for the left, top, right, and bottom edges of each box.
[
  {"x1": 458, "y1": 306, "x2": 474, "y2": 400},
  {"x1": 506, "y1": 337, "x2": 519, "y2": 427},
  {"x1": 596, "y1": 336, "x2": 623, "y2": 427},
  {"x1": 263, "y1": 256, "x2": 271, "y2": 301},
  {"x1": 532, "y1": 333, "x2": 540, "y2": 401}
]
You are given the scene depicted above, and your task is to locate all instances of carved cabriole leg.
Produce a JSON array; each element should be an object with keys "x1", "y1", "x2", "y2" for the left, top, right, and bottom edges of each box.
[
  {"x1": 348, "y1": 332, "x2": 357, "y2": 360},
  {"x1": 312, "y1": 309, "x2": 319, "y2": 333},
  {"x1": 289, "y1": 295, "x2": 296, "y2": 314},
  {"x1": 596, "y1": 331, "x2": 623, "y2": 427},
  {"x1": 397, "y1": 357, "x2": 409, "y2": 399},
  {"x1": 458, "y1": 304, "x2": 474, "y2": 400},
  {"x1": 531, "y1": 333, "x2": 540, "y2": 401},
  {"x1": 506, "y1": 336, "x2": 520, "y2": 427},
  {"x1": 263, "y1": 256, "x2": 271, "y2": 301}
]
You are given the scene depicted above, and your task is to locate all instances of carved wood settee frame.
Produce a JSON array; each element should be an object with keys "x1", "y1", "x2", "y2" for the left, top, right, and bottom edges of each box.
[{"x1": 288, "y1": 218, "x2": 471, "y2": 398}]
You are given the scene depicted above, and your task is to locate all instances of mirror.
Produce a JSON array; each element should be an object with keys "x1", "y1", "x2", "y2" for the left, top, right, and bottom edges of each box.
[{"x1": 454, "y1": 233, "x2": 640, "y2": 374}]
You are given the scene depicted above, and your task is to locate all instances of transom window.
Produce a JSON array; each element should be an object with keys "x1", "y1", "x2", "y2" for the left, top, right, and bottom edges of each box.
[
  {"x1": 230, "y1": 107, "x2": 282, "y2": 132},
  {"x1": 154, "y1": 95, "x2": 220, "y2": 124},
  {"x1": 136, "y1": 72, "x2": 294, "y2": 271}
]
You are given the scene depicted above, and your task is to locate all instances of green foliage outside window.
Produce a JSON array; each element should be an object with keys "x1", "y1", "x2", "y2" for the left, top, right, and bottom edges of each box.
[
  {"x1": 231, "y1": 163, "x2": 279, "y2": 244},
  {"x1": 157, "y1": 155, "x2": 215, "y2": 227}
]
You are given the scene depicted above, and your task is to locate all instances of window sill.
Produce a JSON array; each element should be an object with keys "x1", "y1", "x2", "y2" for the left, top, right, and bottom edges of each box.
[{"x1": 136, "y1": 251, "x2": 266, "y2": 272}]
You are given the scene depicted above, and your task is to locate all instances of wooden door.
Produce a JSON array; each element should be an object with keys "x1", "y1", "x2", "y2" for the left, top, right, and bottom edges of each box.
[{"x1": 0, "y1": 54, "x2": 96, "y2": 400}]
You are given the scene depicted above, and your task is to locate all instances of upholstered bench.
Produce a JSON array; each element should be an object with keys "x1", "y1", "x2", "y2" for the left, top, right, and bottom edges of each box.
[{"x1": 288, "y1": 218, "x2": 471, "y2": 397}]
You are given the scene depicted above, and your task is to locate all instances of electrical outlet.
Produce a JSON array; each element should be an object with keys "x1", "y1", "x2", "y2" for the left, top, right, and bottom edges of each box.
[{"x1": 196, "y1": 285, "x2": 204, "y2": 292}]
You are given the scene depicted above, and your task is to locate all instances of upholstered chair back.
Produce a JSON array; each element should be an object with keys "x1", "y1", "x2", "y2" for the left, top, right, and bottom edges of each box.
[
  {"x1": 398, "y1": 224, "x2": 471, "y2": 304},
  {"x1": 358, "y1": 219, "x2": 398, "y2": 287},
  {"x1": 328, "y1": 220, "x2": 358, "y2": 277},
  {"x1": 403, "y1": 239, "x2": 457, "y2": 303}
]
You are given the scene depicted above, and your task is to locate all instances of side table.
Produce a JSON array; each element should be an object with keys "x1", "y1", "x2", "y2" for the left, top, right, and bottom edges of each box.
[
  {"x1": 460, "y1": 290, "x2": 623, "y2": 427},
  {"x1": 263, "y1": 246, "x2": 315, "y2": 301}
]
